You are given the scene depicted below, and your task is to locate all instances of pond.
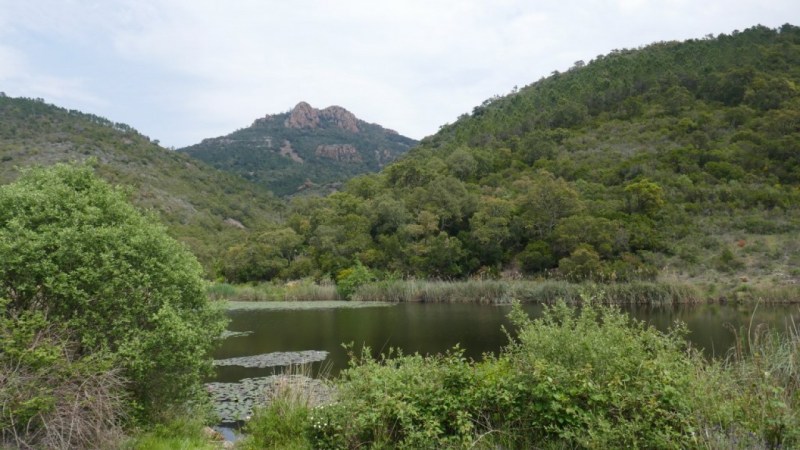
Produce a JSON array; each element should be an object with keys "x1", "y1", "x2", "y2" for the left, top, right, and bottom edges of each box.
[{"x1": 212, "y1": 301, "x2": 800, "y2": 383}]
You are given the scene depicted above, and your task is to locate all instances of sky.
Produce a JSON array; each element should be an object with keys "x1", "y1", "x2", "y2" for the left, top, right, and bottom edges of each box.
[{"x1": 0, "y1": 1, "x2": 797, "y2": 148}]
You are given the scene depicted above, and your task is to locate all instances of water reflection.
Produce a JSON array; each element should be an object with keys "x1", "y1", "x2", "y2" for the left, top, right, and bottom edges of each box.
[{"x1": 213, "y1": 302, "x2": 800, "y2": 383}]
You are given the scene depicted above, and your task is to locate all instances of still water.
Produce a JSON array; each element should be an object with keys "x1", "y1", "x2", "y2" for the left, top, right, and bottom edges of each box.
[{"x1": 213, "y1": 302, "x2": 800, "y2": 383}]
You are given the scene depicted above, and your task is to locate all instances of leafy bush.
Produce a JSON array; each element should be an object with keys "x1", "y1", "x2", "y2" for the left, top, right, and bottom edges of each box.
[
  {"x1": 0, "y1": 164, "x2": 226, "y2": 422},
  {"x1": 336, "y1": 261, "x2": 375, "y2": 300},
  {"x1": 503, "y1": 300, "x2": 699, "y2": 448},
  {"x1": 297, "y1": 300, "x2": 705, "y2": 448}
]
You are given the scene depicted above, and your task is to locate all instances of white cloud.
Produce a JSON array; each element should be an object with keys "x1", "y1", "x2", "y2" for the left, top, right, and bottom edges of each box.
[{"x1": 1, "y1": 0, "x2": 798, "y2": 146}]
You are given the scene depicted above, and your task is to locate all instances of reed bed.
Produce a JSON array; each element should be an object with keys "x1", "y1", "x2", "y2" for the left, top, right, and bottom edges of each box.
[
  {"x1": 208, "y1": 280, "x2": 339, "y2": 302},
  {"x1": 352, "y1": 279, "x2": 703, "y2": 305}
]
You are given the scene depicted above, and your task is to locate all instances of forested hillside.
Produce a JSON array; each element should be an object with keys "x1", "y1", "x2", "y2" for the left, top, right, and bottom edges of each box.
[
  {"x1": 179, "y1": 102, "x2": 417, "y2": 196},
  {"x1": 0, "y1": 95, "x2": 282, "y2": 271},
  {"x1": 223, "y1": 25, "x2": 800, "y2": 292}
]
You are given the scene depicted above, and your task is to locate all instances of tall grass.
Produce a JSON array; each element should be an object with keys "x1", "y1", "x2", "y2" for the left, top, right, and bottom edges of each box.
[
  {"x1": 351, "y1": 279, "x2": 702, "y2": 305},
  {"x1": 207, "y1": 279, "x2": 339, "y2": 302}
]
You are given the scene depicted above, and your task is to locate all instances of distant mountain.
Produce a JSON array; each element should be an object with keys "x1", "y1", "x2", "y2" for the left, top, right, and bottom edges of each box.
[
  {"x1": 178, "y1": 102, "x2": 417, "y2": 196},
  {"x1": 0, "y1": 95, "x2": 283, "y2": 272}
]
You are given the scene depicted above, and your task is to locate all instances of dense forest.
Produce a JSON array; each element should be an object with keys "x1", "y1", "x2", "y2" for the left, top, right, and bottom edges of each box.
[{"x1": 219, "y1": 25, "x2": 800, "y2": 291}]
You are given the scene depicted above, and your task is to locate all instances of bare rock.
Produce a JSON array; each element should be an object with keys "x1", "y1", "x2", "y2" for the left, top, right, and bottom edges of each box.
[
  {"x1": 285, "y1": 102, "x2": 360, "y2": 133},
  {"x1": 280, "y1": 140, "x2": 304, "y2": 163},
  {"x1": 320, "y1": 106, "x2": 360, "y2": 133},
  {"x1": 223, "y1": 218, "x2": 246, "y2": 230},
  {"x1": 285, "y1": 101, "x2": 320, "y2": 129},
  {"x1": 315, "y1": 144, "x2": 361, "y2": 162}
]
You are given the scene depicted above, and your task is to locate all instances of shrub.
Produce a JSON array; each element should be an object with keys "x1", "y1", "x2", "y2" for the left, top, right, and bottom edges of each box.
[
  {"x1": 503, "y1": 300, "x2": 699, "y2": 448},
  {"x1": 336, "y1": 261, "x2": 375, "y2": 300},
  {"x1": 301, "y1": 300, "x2": 704, "y2": 448},
  {"x1": 0, "y1": 300, "x2": 128, "y2": 449},
  {"x1": 0, "y1": 164, "x2": 226, "y2": 422}
]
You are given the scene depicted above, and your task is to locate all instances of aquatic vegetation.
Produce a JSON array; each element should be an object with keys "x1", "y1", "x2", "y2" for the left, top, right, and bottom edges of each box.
[
  {"x1": 214, "y1": 351, "x2": 329, "y2": 369},
  {"x1": 206, "y1": 375, "x2": 334, "y2": 424},
  {"x1": 220, "y1": 330, "x2": 254, "y2": 339}
]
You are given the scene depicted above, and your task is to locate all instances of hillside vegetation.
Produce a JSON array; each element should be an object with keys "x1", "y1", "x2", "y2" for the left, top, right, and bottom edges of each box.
[
  {"x1": 224, "y1": 25, "x2": 800, "y2": 296},
  {"x1": 179, "y1": 101, "x2": 417, "y2": 196},
  {"x1": 0, "y1": 95, "x2": 283, "y2": 271}
]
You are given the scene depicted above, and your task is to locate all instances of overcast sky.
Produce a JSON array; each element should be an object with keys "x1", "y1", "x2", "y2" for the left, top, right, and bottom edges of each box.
[{"x1": 1, "y1": 1, "x2": 797, "y2": 147}]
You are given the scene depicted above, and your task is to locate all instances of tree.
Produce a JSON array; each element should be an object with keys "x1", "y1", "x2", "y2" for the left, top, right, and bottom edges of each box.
[
  {"x1": 623, "y1": 178, "x2": 665, "y2": 216},
  {"x1": 468, "y1": 196, "x2": 513, "y2": 266},
  {"x1": 0, "y1": 164, "x2": 226, "y2": 420},
  {"x1": 513, "y1": 171, "x2": 583, "y2": 240}
]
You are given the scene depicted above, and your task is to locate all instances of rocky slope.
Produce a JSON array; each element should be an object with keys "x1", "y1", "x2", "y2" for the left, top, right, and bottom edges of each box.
[{"x1": 179, "y1": 102, "x2": 417, "y2": 196}]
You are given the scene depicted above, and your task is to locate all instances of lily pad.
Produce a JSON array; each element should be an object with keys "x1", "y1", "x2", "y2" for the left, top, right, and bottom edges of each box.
[
  {"x1": 220, "y1": 330, "x2": 253, "y2": 339},
  {"x1": 206, "y1": 375, "x2": 335, "y2": 423},
  {"x1": 214, "y1": 350, "x2": 329, "y2": 368}
]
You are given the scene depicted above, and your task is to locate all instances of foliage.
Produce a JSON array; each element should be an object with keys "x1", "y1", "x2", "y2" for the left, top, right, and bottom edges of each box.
[
  {"x1": 336, "y1": 261, "x2": 376, "y2": 300},
  {"x1": 502, "y1": 300, "x2": 699, "y2": 448},
  {"x1": 0, "y1": 164, "x2": 227, "y2": 422},
  {"x1": 206, "y1": 25, "x2": 800, "y2": 286}
]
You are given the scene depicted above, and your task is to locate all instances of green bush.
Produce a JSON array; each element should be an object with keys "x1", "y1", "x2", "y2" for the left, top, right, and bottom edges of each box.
[
  {"x1": 298, "y1": 300, "x2": 705, "y2": 448},
  {"x1": 0, "y1": 164, "x2": 226, "y2": 422},
  {"x1": 336, "y1": 261, "x2": 375, "y2": 300},
  {"x1": 503, "y1": 300, "x2": 699, "y2": 448}
]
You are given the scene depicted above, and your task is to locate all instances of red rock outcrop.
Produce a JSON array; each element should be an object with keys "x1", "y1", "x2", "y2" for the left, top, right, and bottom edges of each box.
[
  {"x1": 315, "y1": 144, "x2": 362, "y2": 162},
  {"x1": 320, "y1": 106, "x2": 360, "y2": 133},
  {"x1": 284, "y1": 101, "x2": 319, "y2": 129},
  {"x1": 284, "y1": 102, "x2": 360, "y2": 133}
]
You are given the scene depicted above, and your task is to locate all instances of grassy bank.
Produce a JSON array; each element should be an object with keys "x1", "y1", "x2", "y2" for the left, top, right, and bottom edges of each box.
[
  {"x1": 351, "y1": 279, "x2": 703, "y2": 305},
  {"x1": 239, "y1": 300, "x2": 800, "y2": 449},
  {"x1": 211, "y1": 278, "x2": 800, "y2": 305}
]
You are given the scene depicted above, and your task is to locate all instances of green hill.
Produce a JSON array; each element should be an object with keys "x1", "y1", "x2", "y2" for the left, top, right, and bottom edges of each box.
[
  {"x1": 238, "y1": 24, "x2": 800, "y2": 294},
  {"x1": 178, "y1": 102, "x2": 417, "y2": 196},
  {"x1": 0, "y1": 95, "x2": 283, "y2": 272}
]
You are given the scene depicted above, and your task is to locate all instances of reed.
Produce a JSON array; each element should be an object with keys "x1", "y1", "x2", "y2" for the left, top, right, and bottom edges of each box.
[
  {"x1": 207, "y1": 280, "x2": 339, "y2": 302},
  {"x1": 352, "y1": 279, "x2": 703, "y2": 305}
]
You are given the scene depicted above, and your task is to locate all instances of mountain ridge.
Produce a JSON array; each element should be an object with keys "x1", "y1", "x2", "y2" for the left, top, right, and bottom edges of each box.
[{"x1": 179, "y1": 101, "x2": 417, "y2": 196}]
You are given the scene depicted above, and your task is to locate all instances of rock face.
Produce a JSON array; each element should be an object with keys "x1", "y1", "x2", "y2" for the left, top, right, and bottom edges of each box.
[
  {"x1": 284, "y1": 101, "x2": 319, "y2": 129},
  {"x1": 320, "y1": 106, "x2": 360, "y2": 133},
  {"x1": 316, "y1": 144, "x2": 361, "y2": 162},
  {"x1": 285, "y1": 102, "x2": 360, "y2": 133}
]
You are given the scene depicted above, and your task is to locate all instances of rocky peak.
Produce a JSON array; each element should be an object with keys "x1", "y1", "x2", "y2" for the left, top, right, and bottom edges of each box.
[
  {"x1": 284, "y1": 102, "x2": 360, "y2": 133},
  {"x1": 285, "y1": 101, "x2": 320, "y2": 129},
  {"x1": 320, "y1": 106, "x2": 360, "y2": 133}
]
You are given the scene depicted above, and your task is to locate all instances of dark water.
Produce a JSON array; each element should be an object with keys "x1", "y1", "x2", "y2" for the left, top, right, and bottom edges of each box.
[{"x1": 213, "y1": 302, "x2": 800, "y2": 383}]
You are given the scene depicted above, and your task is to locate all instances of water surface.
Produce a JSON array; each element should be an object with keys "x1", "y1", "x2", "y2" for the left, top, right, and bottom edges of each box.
[{"x1": 213, "y1": 302, "x2": 800, "y2": 383}]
